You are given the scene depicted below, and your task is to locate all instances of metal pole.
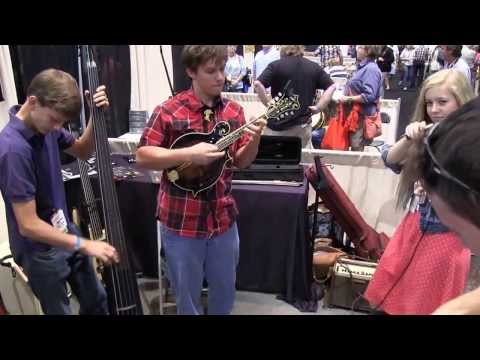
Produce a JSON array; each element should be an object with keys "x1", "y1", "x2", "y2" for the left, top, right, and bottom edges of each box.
[
  {"x1": 157, "y1": 220, "x2": 164, "y2": 315},
  {"x1": 159, "y1": 45, "x2": 175, "y2": 97}
]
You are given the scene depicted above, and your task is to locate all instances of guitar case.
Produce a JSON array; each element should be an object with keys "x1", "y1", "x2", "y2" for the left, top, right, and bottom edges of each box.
[{"x1": 306, "y1": 155, "x2": 389, "y2": 261}]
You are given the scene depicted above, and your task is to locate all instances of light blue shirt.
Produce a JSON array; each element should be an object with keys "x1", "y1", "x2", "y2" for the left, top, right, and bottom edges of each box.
[
  {"x1": 253, "y1": 47, "x2": 280, "y2": 80},
  {"x1": 225, "y1": 54, "x2": 247, "y2": 91},
  {"x1": 344, "y1": 59, "x2": 382, "y2": 116}
]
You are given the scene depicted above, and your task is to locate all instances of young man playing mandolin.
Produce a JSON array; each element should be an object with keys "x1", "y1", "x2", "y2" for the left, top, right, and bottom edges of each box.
[
  {"x1": 0, "y1": 69, "x2": 119, "y2": 315},
  {"x1": 136, "y1": 45, "x2": 266, "y2": 315}
]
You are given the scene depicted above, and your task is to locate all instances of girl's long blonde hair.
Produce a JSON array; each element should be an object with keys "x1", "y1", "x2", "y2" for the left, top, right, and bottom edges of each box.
[{"x1": 396, "y1": 69, "x2": 475, "y2": 208}]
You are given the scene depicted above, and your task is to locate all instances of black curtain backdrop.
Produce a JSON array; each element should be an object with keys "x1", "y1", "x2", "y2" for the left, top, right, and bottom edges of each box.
[
  {"x1": 172, "y1": 45, "x2": 191, "y2": 94},
  {"x1": 9, "y1": 45, "x2": 130, "y2": 141},
  {"x1": 91, "y1": 45, "x2": 131, "y2": 138},
  {"x1": 9, "y1": 45, "x2": 77, "y2": 106}
]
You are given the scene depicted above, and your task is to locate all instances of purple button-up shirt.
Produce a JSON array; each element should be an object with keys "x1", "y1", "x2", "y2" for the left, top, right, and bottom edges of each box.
[
  {"x1": 0, "y1": 106, "x2": 75, "y2": 261},
  {"x1": 345, "y1": 59, "x2": 382, "y2": 116}
]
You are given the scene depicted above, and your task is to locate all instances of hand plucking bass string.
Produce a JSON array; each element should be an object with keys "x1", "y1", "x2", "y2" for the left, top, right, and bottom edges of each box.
[{"x1": 80, "y1": 85, "x2": 120, "y2": 265}]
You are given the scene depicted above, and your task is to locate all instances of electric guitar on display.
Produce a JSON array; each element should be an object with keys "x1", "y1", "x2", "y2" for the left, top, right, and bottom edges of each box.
[{"x1": 166, "y1": 91, "x2": 301, "y2": 197}]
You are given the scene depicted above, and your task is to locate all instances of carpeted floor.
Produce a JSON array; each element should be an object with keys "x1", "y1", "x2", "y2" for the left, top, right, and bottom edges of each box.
[
  {"x1": 137, "y1": 278, "x2": 365, "y2": 315},
  {"x1": 382, "y1": 73, "x2": 421, "y2": 140},
  {"x1": 137, "y1": 253, "x2": 480, "y2": 315}
]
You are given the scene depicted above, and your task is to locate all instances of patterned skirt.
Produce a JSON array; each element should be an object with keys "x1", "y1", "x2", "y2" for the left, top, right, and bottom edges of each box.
[{"x1": 364, "y1": 211, "x2": 471, "y2": 315}]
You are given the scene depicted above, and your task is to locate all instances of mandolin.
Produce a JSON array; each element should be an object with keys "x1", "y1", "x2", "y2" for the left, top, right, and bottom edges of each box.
[{"x1": 166, "y1": 92, "x2": 300, "y2": 197}]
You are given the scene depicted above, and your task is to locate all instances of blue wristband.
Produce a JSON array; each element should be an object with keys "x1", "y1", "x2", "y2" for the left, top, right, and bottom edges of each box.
[{"x1": 74, "y1": 236, "x2": 82, "y2": 251}]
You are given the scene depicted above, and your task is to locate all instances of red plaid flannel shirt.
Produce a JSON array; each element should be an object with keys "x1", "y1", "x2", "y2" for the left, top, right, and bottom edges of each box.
[{"x1": 138, "y1": 89, "x2": 250, "y2": 238}]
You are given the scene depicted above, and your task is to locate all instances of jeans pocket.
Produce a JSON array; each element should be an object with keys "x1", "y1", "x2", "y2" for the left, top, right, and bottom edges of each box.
[{"x1": 33, "y1": 246, "x2": 58, "y2": 261}]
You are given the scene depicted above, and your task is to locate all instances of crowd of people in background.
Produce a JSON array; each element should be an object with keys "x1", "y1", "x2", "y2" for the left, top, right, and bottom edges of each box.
[
  {"x1": 226, "y1": 45, "x2": 480, "y2": 95},
  {"x1": 228, "y1": 44, "x2": 480, "y2": 153},
  {"x1": 248, "y1": 44, "x2": 480, "y2": 315},
  {"x1": 222, "y1": 44, "x2": 480, "y2": 315}
]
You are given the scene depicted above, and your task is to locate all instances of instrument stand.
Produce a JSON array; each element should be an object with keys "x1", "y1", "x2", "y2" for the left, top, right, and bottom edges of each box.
[
  {"x1": 156, "y1": 221, "x2": 165, "y2": 314},
  {"x1": 155, "y1": 221, "x2": 177, "y2": 314},
  {"x1": 0, "y1": 255, "x2": 43, "y2": 315}
]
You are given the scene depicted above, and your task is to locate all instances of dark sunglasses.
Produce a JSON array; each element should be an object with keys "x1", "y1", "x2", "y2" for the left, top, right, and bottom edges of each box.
[{"x1": 424, "y1": 122, "x2": 480, "y2": 196}]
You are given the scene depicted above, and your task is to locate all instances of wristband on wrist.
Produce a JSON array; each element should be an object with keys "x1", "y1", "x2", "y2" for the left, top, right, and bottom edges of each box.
[{"x1": 74, "y1": 235, "x2": 83, "y2": 251}]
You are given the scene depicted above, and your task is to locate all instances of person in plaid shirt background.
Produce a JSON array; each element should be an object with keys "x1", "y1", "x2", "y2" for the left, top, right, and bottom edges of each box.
[
  {"x1": 412, "y1": 45, "x2": 430, "y2": 88},
  {"x1": 136, "y1": 45, "x2": 266, "y2": 315},
  {"x1": 314, "y1": 45, "x2": 343, "y2": 69}
]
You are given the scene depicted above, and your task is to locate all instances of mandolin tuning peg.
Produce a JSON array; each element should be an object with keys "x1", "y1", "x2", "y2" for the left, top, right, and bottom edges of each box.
[
  {"x1": 278, "y1": 92, "x2": 282, "y2": 97},
  {"x1": 280, "y1": 114, "x2": 284, "y2": 118},
  {"x1": 274, "y1": 96, "x2": 279, "y2": 101}
]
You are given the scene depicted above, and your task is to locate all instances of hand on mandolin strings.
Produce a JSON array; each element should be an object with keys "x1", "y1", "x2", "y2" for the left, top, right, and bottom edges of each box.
[
  {"x1": 80, "y1": 239, "x2": 120, "y2": 265},
  {"x1": 244, "y1": 117, "x2": 267, "y2": 143},
  {"x1": 188, "y1": 142, "x2": 226, "y2": 166}
]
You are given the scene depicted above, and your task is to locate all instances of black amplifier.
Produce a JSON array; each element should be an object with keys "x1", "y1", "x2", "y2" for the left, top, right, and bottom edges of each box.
[{"x1": 233, "y1": 136, "x2": 304, "y2": 183}]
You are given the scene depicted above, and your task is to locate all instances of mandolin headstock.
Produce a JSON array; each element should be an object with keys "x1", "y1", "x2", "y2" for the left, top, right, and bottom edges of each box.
[{"x1": 265, "y1": 91, "x2": 301, "y2": 121}]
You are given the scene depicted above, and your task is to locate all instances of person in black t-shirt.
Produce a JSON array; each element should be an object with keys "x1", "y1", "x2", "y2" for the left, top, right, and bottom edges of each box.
[{"x1": 254, "y1": 45, "x2": 336, "y2": 149}]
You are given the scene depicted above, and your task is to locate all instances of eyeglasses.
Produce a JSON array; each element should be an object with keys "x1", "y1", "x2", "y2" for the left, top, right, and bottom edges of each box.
[{"x1": 423, "y1": 122, "x2": 480, "y2": 196}]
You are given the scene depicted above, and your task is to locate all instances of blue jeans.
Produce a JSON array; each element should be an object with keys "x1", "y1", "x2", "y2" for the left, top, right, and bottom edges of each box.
[
  {"x1": 161, "y1": 223, "x2": 240, "y2": 315},
  {"x1": 312, "y1": 128, "x2": 325, "y2": 149},
  {"x1": 20, "y1": 248, "x2": 108, "y2": 315},
  {"x1": 412, "y1": 63, "x2": 425, "y2": 87},
  {"x1": 402, "y1": 65, "x2": 414, "y2": 88}
]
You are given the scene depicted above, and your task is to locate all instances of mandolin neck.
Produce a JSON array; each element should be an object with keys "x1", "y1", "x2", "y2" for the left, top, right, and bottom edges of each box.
[{"x1": 216, "y1": 114, "x2": 267, "y2": 151}]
